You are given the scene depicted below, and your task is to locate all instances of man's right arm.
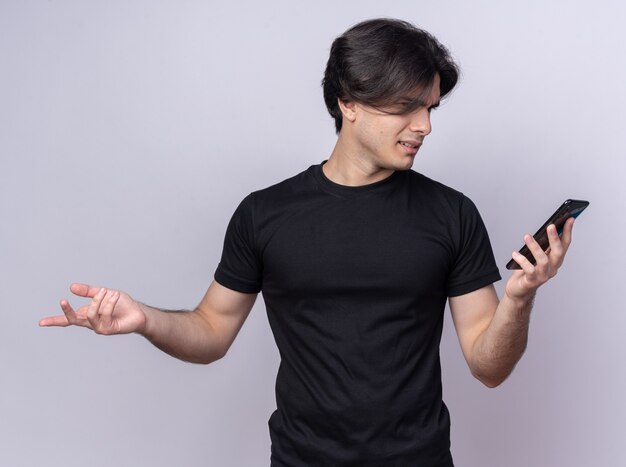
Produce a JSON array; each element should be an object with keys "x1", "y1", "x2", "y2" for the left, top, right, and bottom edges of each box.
[
  {"x1": 140, "y1": 280, "x2": 258, "y2": 364},
  {"x1": 40, "y1": 280, "x2": 258, "y2": 365}
]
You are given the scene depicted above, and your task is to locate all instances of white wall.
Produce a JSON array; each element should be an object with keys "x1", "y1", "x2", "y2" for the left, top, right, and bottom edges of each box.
[{"x1": 1, "y1": 1, "x2": 623, "y2": 465}]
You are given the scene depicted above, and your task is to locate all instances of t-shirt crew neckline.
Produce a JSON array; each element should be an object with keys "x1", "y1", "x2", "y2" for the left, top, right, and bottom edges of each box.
[{"x1": 313, "y1": 159, "x2": 401, "y2": 197}]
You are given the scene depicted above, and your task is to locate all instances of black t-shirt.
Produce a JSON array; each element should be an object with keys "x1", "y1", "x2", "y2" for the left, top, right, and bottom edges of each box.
[{"x1": 215, "y1": 160, "x2": 501, "y2": 466}]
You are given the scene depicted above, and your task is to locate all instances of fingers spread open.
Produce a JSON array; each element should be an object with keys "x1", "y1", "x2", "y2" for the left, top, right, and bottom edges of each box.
[
  {"x1": 61, "y1": 299, "x2": 79, "y2": 324},
  {"x1": 56, "y1": 299, "x2": 92, "y2": 329}
]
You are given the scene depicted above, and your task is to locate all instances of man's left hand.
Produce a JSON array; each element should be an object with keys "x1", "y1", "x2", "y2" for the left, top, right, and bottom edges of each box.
[{"x1": 505, "y1": 217, "x2": 575, "y2": 302}]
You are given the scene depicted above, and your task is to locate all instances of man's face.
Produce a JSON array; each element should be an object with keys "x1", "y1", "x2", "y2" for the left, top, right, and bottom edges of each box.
[{"x1": 346, "y1": 73, "x2": 441, "y2": 172}]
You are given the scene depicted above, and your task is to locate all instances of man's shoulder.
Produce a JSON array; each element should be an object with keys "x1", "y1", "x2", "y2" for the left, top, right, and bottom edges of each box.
[
  {"x1": 407, "y1": 171, "x2": 489, "y2": 229},
  {"x1": 407, "y1": 169, "x2": 467, "y2": 203},
  {"x1": 253, "y1": 165, "x2": 314, "y2": 198},
  {"x1": 236, "y1": 163, "x2": 318, "y2": 214}
]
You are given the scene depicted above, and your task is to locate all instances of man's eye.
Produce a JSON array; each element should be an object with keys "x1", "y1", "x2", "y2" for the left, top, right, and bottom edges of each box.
[{"x1": 392, "y1": 102, "x2": 411, "y2": 111}]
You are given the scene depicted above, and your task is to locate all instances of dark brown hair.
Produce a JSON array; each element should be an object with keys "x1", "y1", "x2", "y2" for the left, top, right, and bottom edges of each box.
[{"x1": 322, "y1": 18, "x2": 460, "y2": 133}]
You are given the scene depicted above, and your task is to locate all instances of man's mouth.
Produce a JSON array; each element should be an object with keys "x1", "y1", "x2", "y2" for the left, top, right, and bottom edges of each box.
[{"x1": 398, "y1": 140, "x2": 422, "y2": 154}]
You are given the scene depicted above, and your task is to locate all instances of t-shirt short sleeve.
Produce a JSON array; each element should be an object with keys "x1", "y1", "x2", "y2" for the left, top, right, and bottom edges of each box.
[
  {"x1": 214, "y1": 193, "x2": 263, "y2": 294},
  {"x1": 446, "y1": 196, "x2": 501, "y2": 297}
]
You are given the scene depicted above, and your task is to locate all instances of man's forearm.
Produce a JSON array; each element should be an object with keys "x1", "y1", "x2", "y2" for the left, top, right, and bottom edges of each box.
[
  {"x1": 138, "y1": 303, "x2": 224, "y2": 364},
  {"x1": 471, "y1": 292, "x2": 536, "y2": 387}
]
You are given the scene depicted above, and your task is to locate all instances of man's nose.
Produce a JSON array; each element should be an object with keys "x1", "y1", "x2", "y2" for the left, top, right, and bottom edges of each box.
[{"x1": 408, "y1": 108, "x2": 432, "y2": 136}]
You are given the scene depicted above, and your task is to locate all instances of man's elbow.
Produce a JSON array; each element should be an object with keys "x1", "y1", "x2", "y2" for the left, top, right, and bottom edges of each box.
[
  {"x1": 471, "y1": 367, "x2": 509, "y2": 389},
  {"x1": 200, "y1": 341, "x2": 230, "y2": 364},
  {"x1": 478, "y1": 375, "x2": 505, "y2": 388},
  {"x1": 191, "y1": 308, "x2": 230, "y2": 364},
  {"x1": 187, "y1": 349, "x2": 226, "y2": 365},
  {"x1": 469, "y1": 350, "x2": 523, "y2": 388}
]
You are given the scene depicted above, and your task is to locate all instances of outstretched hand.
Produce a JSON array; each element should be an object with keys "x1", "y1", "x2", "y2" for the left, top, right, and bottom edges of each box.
[
  {"x1": 39, "y1": 283, "x2": 146, "y2": 335},
  {"x1": 505, "y1": 217, "x2": 575, "y2": 302}
]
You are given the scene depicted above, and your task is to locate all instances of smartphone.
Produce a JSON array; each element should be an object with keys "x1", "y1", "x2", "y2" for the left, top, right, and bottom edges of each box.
[{"x1": 506, "y1": 199, "x2": 589, "y2": 270}]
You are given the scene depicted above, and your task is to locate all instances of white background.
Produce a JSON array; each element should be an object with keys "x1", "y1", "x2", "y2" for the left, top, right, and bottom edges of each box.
[{"x1": 1, "y1": 1, "x2": 624, "y2": 465}]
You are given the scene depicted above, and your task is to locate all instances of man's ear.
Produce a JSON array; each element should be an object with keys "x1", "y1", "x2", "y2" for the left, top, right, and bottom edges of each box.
[{"x1": 337, "y1": 99, "x2": 357, "y2": 123}]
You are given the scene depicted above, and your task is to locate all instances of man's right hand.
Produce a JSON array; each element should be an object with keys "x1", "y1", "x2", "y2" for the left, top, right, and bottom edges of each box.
[
  {"x1": 40, "y1": 280, "x2": 258, "y2": 364},
  {"x1": 39, "y1": 283, "x2": 147, "y2": 335}
]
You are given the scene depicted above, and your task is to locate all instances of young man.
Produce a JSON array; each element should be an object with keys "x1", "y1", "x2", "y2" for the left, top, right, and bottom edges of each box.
[{"x1": 41, "y1": 18, "x2": 575, "y2": 466}]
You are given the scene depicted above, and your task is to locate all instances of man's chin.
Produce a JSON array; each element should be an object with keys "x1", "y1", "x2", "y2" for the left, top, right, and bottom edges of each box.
[{"x1": 393, "y1": 156, "x2": 417, "y2": 171}]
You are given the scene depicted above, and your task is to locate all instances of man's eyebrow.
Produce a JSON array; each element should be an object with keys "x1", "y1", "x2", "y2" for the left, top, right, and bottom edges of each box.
[{"x1": 396, "y1": 96, "x2": 441, "y2": 108}]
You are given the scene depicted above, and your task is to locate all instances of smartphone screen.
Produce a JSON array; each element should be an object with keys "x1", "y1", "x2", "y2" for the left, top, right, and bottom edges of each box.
[{"x1": 506, "y1": 199, "x2": 589, "y2": 270}]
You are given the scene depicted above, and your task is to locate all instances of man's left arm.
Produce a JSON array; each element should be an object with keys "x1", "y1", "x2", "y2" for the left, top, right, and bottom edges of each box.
[{"x1": 449, "y1": 217, "x2": 575, "y2": 388}]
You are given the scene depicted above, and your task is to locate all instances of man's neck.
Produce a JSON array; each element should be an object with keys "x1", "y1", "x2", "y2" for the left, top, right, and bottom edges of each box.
[{"x1": 323, "y1": 137, "x2": 394, "y2": 187}]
